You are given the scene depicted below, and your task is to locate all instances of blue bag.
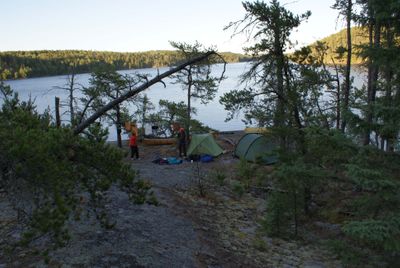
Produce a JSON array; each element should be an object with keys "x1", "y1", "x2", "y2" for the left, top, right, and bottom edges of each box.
[
  {"x1": 200, "y1": 155, "x2": 213, "y2": 163},
  {"x1": 167, "y1": 157, "x2": 183, "y2": 165}
]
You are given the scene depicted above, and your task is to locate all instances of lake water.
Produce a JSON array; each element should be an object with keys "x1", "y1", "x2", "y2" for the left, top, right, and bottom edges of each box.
[
  {"x1": 4, "y1": 62, "x2": 250, "y2": 141},
  {"x1": 3, "y1": 62, "x2": 366, "y2": 141}
]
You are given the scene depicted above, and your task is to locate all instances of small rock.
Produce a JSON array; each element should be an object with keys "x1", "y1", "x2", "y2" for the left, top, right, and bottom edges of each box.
[
  {"x1": 11, "y1": 231, "x2": 21, "y2": 240},
  {"x1": 223, "y1": 241, "x2": 231, "y2": 248}
]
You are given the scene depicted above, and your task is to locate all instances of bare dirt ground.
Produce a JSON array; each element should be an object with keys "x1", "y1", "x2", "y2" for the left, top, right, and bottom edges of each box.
[{"x1": 0, "y1": 132, "x2": 341, "y2": 267}]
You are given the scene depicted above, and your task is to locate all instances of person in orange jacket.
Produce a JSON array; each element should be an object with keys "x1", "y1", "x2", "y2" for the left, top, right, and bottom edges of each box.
[{"x1": 129, "y1": 132, "x2": 139, "y2": 159}]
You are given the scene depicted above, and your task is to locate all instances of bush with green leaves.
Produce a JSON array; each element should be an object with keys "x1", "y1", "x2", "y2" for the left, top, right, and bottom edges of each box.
[
  {"x1": 232, "y1": 181, "x2": 245, "y2": 198},
  {"x1": 0, "y1": 82, "x2": 153, "y2": 251},
  {"x1": 214, "y1": 170, "x2": 226, "y2": 186},
  {"x1": 264, "y1": 158, "x2": 325, "y2": 237},
  {"x1": 263, "y1": 128, "x2": 341, "y2": 237},
  {"x1": 236, "y1": 158, "x2": 257, "y2": 190},
  {"x1": 343, "y1": 146, "x2": 400, "y2": 259},
  {"x1": 151, "y1": 99, "x2": 214, "y2": 137}
]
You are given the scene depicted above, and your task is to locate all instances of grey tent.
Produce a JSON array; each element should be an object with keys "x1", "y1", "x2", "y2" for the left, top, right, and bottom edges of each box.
[{"x1": 234, "y1": 133, "x2": 278, "y2": 164}]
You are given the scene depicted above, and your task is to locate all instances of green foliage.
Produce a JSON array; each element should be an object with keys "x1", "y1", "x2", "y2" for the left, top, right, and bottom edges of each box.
[
  {"x1": 343, "y1": 216, "x2": 400, "y2": 253},
  {"x1": 232, "y1": 181, "x2": 245, "y2": 198},
  {"x1": 326, "y1": 239, "x2": 365, "y2": 266},
  {"x1": 170, "y1": 41, "x2": 223, "y2": 135},
  {"x1": 188, "y1": 118, "x2": 215, "y2": 133},
  {"x1": 222, "y1": 0, "x2": 400, "y2": 264},
  {"x1": 134, "y1": 94, "x2": 155, "y2": 137},
  {"x1": 0, "y1": 50, "x2": 251, "y2": 80},
  {"x1": 149, "y1": 99, "x2": 213, "y2": 137},
  {"x1": 83, "y1": 70, "x2": 143, "y2": 145},
  {"x1": 265, "y1": 159, "x2": 325, "y2": 237},
  {"x1": 214, "y1": 171, "x2": 226, "y2": 186},
  {"x1": 146, "y1": 192, "x2": 159, "y2": 206},
  {"x1": 0, "y1": 84, "x2": 154, "y2": 252},
  {"x1": 191, "y1": 162, "x2": 208, "y2": 197},
  {"x1": 126, "y1": 179, "x2": 153, "y2": 205},
  {"x1": 152, "y1": 99, "x2": 195, "y2": 136},
  {"x1": 236, "y1": 158, "x2": 256, "y2": 189},
  {"x1": 263, "y1": 190, "x2": 291, "y2": 236},
  {"x1": 221, "y1": 0, "x2": 319, "y2": 132},
  {"x1": 303, "y1": 127, "x2": 357, "y2": 170},
  {"x1": 305, "y1": 27, "x2": 369, "y2": 65},
  {"x1": 264, "y1": 128, "x2": 346, "y2": 237},
  {"x1": 252, "y1": 236, "x2": 268, "y2": 252},
  {"x1": 342, "y1": 146, "x2": 400, "y2": 257},
  {"x1": 84, "y1": 122, "x2": 109, "y2": 143}
]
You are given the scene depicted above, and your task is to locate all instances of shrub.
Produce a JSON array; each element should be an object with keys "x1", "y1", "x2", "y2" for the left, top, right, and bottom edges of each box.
[
  {"x1": 0, "y1": 82, "x2": 153, "y2": 252},
  {"x1": 232, "y1": 181, "x2": 245, "y2": 198}
]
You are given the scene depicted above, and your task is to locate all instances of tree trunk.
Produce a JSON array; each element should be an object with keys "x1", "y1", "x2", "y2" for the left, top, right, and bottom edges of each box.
[
  {"x1": 73, "y1": 51, "x2": 216, "y2": 135},
  {"x1": 364, "y1": 20, "x2": 380, "y2": 145},
  {"x1": 55, "y1": 97, "x2": 61, "y2": 128},
  {"x1": 384, "y1": 26, "x2": 395, "y2": 152},
  {"x1": 69, "y1": 71, "x2": 76, "y2": 126},
  {"x1": 141, "y1": 107, "x2": 146, "y2": 138},
  {"x1": 331, "y1": 59, "x2": 342, "y2": 130},
  {"x1": 116, "y1": 105, "x2": 122, "y2": 148},
  {"x1": 186, "y1": 67, "x2": 192, "y2": 140},
  {"x1": 369, "y1": 21, "x2": 381, "y2": 141},
  {"x1": 273, "y1": 25, "x2": 286, "y2": 150},
  {"x1": 340, "y1": 0, "x2": 352, "y2": 133},
  {"x1": 275, "y1": 45, "x2": 285, "y2": 128},
  {"x1": 293, "y1": 192, "x2": 298, "y2": 237}
]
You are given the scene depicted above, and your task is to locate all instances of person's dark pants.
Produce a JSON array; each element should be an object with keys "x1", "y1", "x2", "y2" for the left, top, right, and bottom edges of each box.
[
  {"x1": 130, "y1": 145, "x2": 139, "y2": 159},
  {"x1": 179, "y1": 141, "x2": 186, "y2": 157}
]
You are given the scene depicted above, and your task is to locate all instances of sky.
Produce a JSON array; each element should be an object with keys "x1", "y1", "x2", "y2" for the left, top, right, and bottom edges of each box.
[{"x1": 1, "y1": 0, "x2": 347, "y2": 53}]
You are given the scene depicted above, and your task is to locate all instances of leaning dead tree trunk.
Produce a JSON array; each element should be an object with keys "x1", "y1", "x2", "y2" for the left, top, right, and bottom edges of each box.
[{"x1": 73, "y1": 51, "x2": 217, "y2": 135}]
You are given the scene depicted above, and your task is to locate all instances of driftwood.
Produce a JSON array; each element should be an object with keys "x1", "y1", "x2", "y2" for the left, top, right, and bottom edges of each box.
[{"x1": 73, "y1": 51, "x2": 217, "y2": 135}]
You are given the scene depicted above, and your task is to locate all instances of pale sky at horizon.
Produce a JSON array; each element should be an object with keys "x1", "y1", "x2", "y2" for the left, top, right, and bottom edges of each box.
[{"x1": 1, "y1": 0, "x2": 347, "y2": 53}]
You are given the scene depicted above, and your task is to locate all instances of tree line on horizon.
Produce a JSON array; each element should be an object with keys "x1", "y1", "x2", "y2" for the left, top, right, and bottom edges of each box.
[
  {"x1": 0, "y1": 27, "x2": 390, "y2": 81},
  {"x1": 0, "y1": 49, "x2": 250, "y2": 80}
]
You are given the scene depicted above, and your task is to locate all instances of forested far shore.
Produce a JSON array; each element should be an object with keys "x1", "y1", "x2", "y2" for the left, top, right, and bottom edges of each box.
[
  {"x1": 0, "y1": 27, "x2": 384, "y2": 81},
  {"x1": 307, "y1": 26, "x2": 369, "y2": 65},
  {"x1": 0, "y1": 50, "x2": 252, "y2": 80}
]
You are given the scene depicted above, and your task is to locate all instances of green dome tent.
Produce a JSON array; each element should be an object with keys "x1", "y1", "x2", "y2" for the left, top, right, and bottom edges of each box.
[
  {"x1": 187, "y1": 133, "x2": 224, "y2": 157},
  {"x1": 234, "y1": 133, "x2": 278, "y2": 164}
]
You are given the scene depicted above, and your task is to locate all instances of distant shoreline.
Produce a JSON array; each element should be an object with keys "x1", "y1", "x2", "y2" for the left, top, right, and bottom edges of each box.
[{"x1": 0, "y1": 50, "x2": 252, "y2": 80}]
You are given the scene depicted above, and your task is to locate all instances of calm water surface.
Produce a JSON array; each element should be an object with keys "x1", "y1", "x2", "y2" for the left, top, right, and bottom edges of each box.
[
  {"x1": 5, "y1": 62, "x2": 250, "y2": 140},
  {"x1": 4, "y1": 62, "x2": 366, "y2": 141}
]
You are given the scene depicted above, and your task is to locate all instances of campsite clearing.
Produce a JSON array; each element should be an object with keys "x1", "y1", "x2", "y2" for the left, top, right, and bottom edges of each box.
[{"x1": 0, "y1": 131, "x2": 340, "y2": 267}]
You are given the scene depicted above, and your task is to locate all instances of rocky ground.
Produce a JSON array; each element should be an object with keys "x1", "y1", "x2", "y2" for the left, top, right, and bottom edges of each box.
[{"x1": 0, "y1": 132, "x2": 342, "y2": 267}]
